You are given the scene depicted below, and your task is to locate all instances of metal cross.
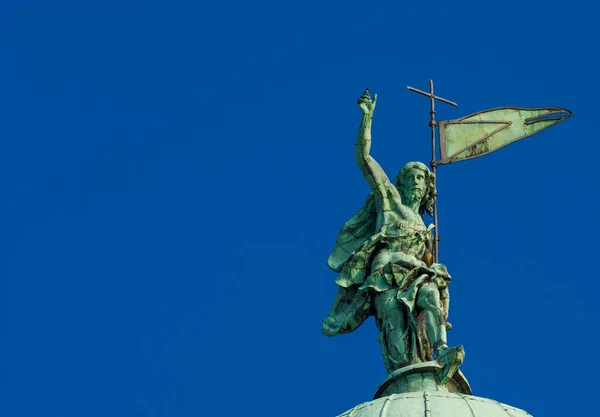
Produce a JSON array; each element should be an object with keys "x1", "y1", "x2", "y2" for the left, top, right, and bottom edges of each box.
[{"x1": 406, "y1": 80, "x2": 458, "y2": 263}]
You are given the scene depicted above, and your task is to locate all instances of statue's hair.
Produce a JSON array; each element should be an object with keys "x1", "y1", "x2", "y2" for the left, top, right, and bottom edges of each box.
[{"x1": 394, "y1": 161, "x2": 437, "y2": 218}]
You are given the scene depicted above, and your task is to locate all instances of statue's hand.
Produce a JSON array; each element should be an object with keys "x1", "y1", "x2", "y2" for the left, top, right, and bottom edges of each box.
[{"x1": 357, "y1": 89, "x2": 377, "y2": 116}]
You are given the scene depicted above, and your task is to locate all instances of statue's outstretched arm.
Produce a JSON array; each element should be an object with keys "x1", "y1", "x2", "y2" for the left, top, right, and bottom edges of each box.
[{"x1": 354, "y1": 90, "x2": 394, "y2": 201}]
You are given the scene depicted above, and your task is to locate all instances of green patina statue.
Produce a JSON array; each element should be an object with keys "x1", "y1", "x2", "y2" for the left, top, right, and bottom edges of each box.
[
  {"x1": 322, "y1": 90, "x2": 463, "y2": 385},
  {"x1": 322, "y1": 84, "x2": 571, "y2": 404}
]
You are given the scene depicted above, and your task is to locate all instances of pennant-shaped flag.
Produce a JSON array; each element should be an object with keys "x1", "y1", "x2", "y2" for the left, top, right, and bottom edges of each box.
[{"x1": 437, "y1": 107, "x2": 572, "y2": 165}]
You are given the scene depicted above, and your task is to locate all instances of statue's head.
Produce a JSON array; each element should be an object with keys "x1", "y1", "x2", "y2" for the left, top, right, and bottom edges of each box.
[{"x1": 394, "y1": 161, "x2": 436, "y2": 218}]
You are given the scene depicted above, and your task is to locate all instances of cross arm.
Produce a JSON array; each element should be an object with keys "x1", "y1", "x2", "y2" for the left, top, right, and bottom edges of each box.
[{"x1": 406, "y1": 86, "x2": 459, "y2": 108}]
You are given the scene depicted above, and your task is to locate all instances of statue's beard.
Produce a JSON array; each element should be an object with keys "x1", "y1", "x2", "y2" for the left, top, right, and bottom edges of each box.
[{"x1": 402, "y1": 187, "x2": 425, "y2": 205}]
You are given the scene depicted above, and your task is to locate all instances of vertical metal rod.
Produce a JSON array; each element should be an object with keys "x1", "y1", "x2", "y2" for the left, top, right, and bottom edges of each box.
[
  {"x1": 406, "y1": 80, "x2": 457, "y2": 264},
  {"x1": 428, "y1": 79, "x2": 440, "y2": 263}
]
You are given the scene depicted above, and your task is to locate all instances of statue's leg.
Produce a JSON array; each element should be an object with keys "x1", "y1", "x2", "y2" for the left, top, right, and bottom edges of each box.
[
  {"x1": 440, "y1": 287, "x2": 451, "y2": 330},
  {"x1": 416, "y1": 282, "x2": 447, "y2": 356},
  {"x1": 374, "y1": 288, "x2": 409, "y2": 373},
  {"x1": 417, "y1": 283, "x2": 464, "y2": 384}
]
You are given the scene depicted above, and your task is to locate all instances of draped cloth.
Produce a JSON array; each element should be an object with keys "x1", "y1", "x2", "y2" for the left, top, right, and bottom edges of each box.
[{"x1": 323, "y1": 192, "x2": 451, "y2": 367}]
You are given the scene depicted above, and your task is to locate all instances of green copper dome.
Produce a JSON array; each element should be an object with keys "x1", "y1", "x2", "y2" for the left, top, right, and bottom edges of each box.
[{"x1": 338, "y1": 392, "x2": 531, "y2": 417}]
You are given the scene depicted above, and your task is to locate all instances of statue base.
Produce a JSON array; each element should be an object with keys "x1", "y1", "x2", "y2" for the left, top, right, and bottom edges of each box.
[
  {"x1": 333, "y1": 362, "x2": 531, "y2": 416},
  {"x1": 374, "y1": 361, "x2": 471, "y2": 399}
]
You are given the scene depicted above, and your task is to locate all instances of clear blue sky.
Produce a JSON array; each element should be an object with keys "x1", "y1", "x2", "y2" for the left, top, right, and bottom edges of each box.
[{"x1": 1, "y1": 2, "x2": 597, "y2": 416}]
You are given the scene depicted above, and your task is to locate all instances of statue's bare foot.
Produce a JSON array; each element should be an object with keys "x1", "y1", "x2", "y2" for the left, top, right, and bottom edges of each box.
[{"x1": 435, "y1": 345, "x2": 465, "y2": 385}]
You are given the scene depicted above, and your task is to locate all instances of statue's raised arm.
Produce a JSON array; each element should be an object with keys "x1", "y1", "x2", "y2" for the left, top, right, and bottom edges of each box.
[{"x1": 354, "y1": 89, "x2": 399, "y2": 207}]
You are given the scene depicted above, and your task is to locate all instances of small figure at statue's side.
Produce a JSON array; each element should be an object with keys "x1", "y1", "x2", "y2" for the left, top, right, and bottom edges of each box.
[{"x1": 322, "y1": 89, "x2": 463, "y2": 384}]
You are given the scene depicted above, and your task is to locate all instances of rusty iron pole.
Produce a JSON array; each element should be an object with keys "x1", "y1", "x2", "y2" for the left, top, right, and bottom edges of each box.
[{"x1": 406, "y1": 80, "x2": 458, "y2": 263}]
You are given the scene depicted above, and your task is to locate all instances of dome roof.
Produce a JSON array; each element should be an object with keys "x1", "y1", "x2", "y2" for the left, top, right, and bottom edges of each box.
[{"x1": 338, "y1": 391, "x2": 531, "y2": 417}]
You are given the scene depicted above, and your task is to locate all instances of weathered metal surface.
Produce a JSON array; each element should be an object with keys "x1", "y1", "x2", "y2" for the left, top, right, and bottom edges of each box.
[
  {"x1": 373, "y1": 361, "x2": 471, "y2": 399},
  {"x1": 437, "y1": 106, "x2": 572, "y2": 165},
  {"x1": 323, "y1": 87, "x2": 570, "y2": 417},
  {"x1": 337, "y1": 392, "x2": 532, "y2": 417},
  {"x1": 323, "y1": 90, "x2": 463, "y2": 393}
]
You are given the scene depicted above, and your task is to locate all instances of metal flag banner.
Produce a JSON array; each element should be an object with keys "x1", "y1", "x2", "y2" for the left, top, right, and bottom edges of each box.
[
  {"x1": 436, "y1": 106, "x2": 573, "y2": 165},
  {"x1": 407, "y1": 80, "x2": 573, "y2": 263}
]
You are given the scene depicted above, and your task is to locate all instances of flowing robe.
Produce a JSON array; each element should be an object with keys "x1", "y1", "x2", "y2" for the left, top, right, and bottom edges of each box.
[{"x1": 323, "y1": 184, "x2": 451, "y2": 369}]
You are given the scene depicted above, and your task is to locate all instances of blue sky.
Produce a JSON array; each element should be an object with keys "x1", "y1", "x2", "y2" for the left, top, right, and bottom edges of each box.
[{"x1": 1, "y1": 2, "x2": 598, "y2": 416}]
